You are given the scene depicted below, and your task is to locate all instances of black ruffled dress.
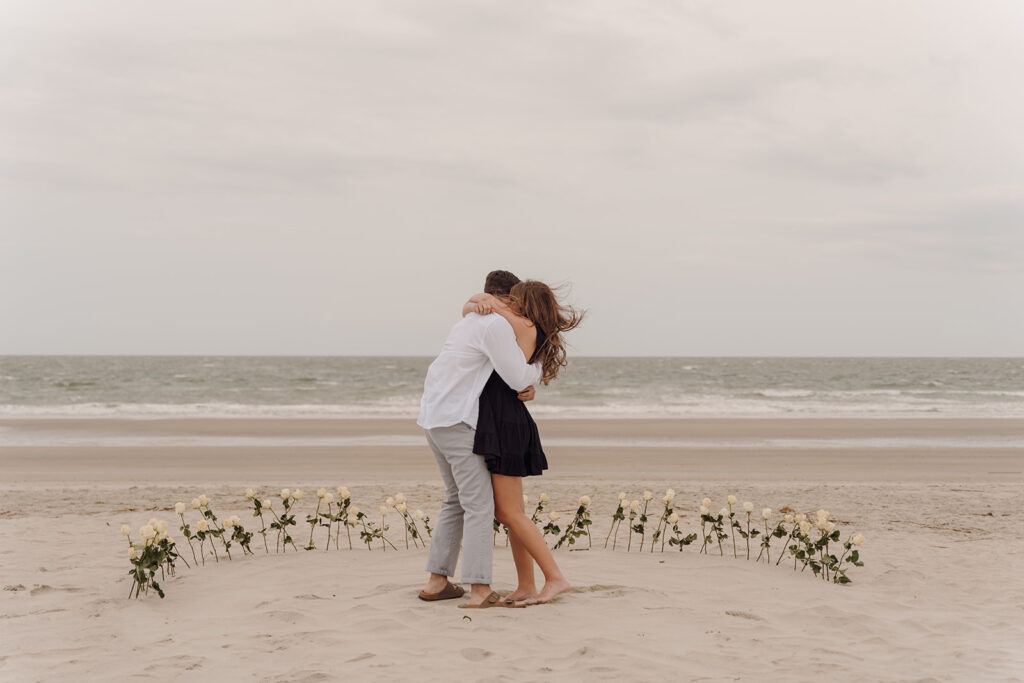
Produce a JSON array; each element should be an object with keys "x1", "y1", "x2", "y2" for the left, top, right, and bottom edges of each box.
[{"x1": 473, "y1": 329, "x2": 548, "y2": 477}]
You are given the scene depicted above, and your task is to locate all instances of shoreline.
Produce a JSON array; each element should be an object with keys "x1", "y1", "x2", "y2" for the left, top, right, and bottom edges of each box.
[
  {"x1": 5, "y1": 416, "x2": 1024, "y2": 436},
  {"x1": 2, "y1": 417, "x2": 1022, "y2": 483}
]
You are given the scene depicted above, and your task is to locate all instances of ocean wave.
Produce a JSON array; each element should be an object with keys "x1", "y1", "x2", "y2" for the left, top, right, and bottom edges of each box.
[
  {"x1": 750, "y1": 389, "x2": 816, "y2": 398},
  {"x1": 1, "y1": 398, "x2": 1022, "y2": 419},
  {"x1": 2, "y1": 433, "x2": 1021, "y2": 448}
]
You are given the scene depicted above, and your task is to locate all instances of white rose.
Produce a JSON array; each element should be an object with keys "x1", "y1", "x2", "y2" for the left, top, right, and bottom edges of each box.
[
  {"x1": 156, "y1": 531, "x2": 167, "y2": 542},
  {"x1": 129, "y1": 546, "x2": 138, "y2": 559},
  {"x1": 413, "y1": 509, "x2": 425, "y2": 520},
  {"x1": 120, "y1": 524, "x2": 131, "y2": 536},
  {"x1": 699, "y1": 505, "x2": 709, "y2": 515},
  {"x1": 629, "y1": 500, "x2": 640, "y2": 512},
  {"x1": 799, "y1": 521, "x2": 812, "y2": 534},
  {"x1": 379, "y1": 505, "x2": 387, "y2": 516},
  {"x1": 784, "y1": 514, "x2": 794, "y2": 524},
  {"x1": 245, "y1": 488, "x2": 256, "y2": 499},
  {"x1": 293, "y1": 489, "x2": 304, "y2": 501},
  {"x1": 701, "y1": 497, "x2": 712, "y2": 508},
  {"x1": 618, "y1": 492, "x2": 627, "y2": 501},
  {"x1": 317, "y1": 488, "x2": 327, "y2": 499},
  {"x1": 579, "y1": 495, "x2": 591, "y2": 508},
  {"x1": 386, "y1": 497, "x2": 395, "y2": 508},
  {"x1": 816, "y1": 519, "x2": 828, "y2": 531},
  {"x1": 816, "y1": 509, "x2": 829, "y2": 521},
  {"x1": 224, "y1": 518, "x2": 234, "y2": 528},
  {"x1": 349, "y1": 506, "x2": 360, "y2": 517},
  {"x1": 796, "y1": 513, "x2": 807, "y2": 523},
  {"x1": 743, "y1": 501, "x2": 754, "y2": 513},
  {"x1": 323, "y1": 493, "x2": 335, "y2": 504},
  {"x1": 540, "y1": 493, "x2": 548, "y2": 502},
  {"x1": 280, "y1": 488, "x2": 291, "y2": 499},
  {"x1": 852, "y1": 533, "x2": 865, "y2": 546},
  {"x1": 197, "y1": 520, "x2": 208, "y2": 532},
  {"x1": 337, "y1": 486, "x2": 350, "y2": 499},
  {"x1": 191, "y1": 498, "x2": 201, "y2": 509},
  {"x1": 140, "y1": 525, "x2": 156, "y2": 539},
  {"x1": 198, "y1": 494, "x2": 210, "y2": 507},
  {"x1": 761, "y1": 508, "x2": 772, "y2": 521},
  {"x1": 396, "y1": 502, "x2": 407, "y2": 513},
  {"x1": 665, "y1": 488, "x2": 676, "y2": 497},
  {"x1": 826, "y1": 522, "x2": 836, "y2": 533},
  {"x1": 663, "y1": 492, "x2": 675, "y2": 504},
  {"x1": 230, "y1": 515, "x2": 240, "y2": 525},
  {"x1": 548, "y1": 511, "x2": 560, "y2": 522},
  {"x1": 719, "y1": 508, "x2": 729, "y2": 517},
  {"x1": 727, "y1": 495, "x2": 737, "y2": 506},
  {"x1": 148, "y1": 518, "x2": 159, "y2": 528},
  {"x1": 642, "y1": 490, "x2": 654, "y2": 501},
  {"x1": 395, "y1": 493, "x2": 406, "y2": 504},
  {"x1": 261, "y1": 499, "x2": 272, "y2": 509},
  {"x1": 174, "y1": 502, "x2": 186, "y2": 515},
  {"x1": 154, "y1": 520, "x2": 168, "y2": 534},
  {"x1": 668, "y1": 512, "x2": 680, "y2": 524}
]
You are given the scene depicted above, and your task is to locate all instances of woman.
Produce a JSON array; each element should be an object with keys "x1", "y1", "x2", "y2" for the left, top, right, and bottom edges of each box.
[{"x1": 462, "y1": 280, "x2": 584, "y2": 606}]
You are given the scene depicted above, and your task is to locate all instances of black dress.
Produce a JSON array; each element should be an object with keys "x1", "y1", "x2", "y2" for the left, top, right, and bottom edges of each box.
[{"x1": 473, "y1": 328, "x2": 548, "y2": 477}]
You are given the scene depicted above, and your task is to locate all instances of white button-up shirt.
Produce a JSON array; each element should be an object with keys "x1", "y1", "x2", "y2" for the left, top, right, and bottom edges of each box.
[{"x1": 417, "y1": 313, "x2": 542, "y2": 430}]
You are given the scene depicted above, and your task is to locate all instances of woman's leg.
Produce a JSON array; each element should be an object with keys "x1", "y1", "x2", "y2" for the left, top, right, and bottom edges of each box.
[
  {"x1": 506, "y1": 528, "x2": 537, "y2": 601},
  {"x1": 493, "y1": 475, "x2": 536, "y2": 600},
  {"x1": 492, "y1": 474, "x2": 570, "y2": 604}
]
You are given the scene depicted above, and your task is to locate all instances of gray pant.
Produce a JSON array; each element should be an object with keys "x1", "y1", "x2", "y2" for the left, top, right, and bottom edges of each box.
[{"x1": 424, "y1": 423, "x2": 493, "y2": 585}]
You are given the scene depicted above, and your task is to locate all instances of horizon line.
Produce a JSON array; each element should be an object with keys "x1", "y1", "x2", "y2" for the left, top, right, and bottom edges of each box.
[{"x1": 0, "y1": 353, "x2": 1021, "y2": 360}]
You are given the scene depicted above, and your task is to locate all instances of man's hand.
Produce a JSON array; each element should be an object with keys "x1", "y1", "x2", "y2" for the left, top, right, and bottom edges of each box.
[{"x1": 517, "y1": 385, "x2": 535, "y2": 402}]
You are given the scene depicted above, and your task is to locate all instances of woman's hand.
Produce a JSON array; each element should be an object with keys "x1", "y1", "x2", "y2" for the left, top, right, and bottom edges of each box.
[{"x1": 462, "y1": 293, "x2": 507, "y2": 317}]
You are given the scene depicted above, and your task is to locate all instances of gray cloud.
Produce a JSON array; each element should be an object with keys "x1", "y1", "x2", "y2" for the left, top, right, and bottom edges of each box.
[{"x1": 2, "y1": 0, "x2": 1022, "y2": 355}]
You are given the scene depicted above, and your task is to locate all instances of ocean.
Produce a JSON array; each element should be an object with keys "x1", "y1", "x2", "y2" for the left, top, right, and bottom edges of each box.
[{"x1": 0, "y1": 356, "x2": 1021, "y2": 419}]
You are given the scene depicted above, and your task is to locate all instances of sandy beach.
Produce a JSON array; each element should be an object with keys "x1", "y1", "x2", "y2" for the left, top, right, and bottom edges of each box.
[{"x1": 2, "y1": 417, "x2": 1023, "y2": 681}]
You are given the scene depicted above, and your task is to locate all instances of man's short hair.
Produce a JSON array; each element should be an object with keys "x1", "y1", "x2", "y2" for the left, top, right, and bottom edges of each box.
[{"x1": 484, "y1": 270, "x2": 520, "y2": 296}]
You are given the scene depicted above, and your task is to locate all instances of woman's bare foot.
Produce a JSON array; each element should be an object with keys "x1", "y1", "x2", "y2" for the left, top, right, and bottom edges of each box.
[
  {"x1": 514, "y1": 577, "x2": 570, "y2": 607},
  {"x1": 502, "y1": 587, "x2": 537, "y2": 604}
]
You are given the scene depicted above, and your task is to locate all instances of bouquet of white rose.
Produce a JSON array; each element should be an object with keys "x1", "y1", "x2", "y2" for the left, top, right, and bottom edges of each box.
[
  {"x1": 542, "y1": 510, "x2": 561, "y2": 542},
  {"x1": 554, "y1": 496, "x2": 593, "y2": 550},
  {"x1": 605, "y1": 493, "x2": 627, "y2": 550},
  {"x1": 650, "y1": 489, "x2": 676, "y2": 553}
]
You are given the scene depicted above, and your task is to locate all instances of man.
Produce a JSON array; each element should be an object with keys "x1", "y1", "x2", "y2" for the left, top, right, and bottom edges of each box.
[{"x1": 417, "y1": 270, "x2": 541, "y2": 608}]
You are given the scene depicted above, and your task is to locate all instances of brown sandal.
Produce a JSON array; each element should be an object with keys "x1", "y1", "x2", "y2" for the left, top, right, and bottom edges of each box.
[
  {"x1": 418, "y1": 581, "x2": 466, "y2": 601},
  {"x1": 458, "y1": 591, "x2": 503, "y2": 609}
]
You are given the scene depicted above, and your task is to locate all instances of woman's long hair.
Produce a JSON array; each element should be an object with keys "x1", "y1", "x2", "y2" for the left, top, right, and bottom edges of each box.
[{"x1": 509, "y1": 280, "x2": 584, "y2": 385}]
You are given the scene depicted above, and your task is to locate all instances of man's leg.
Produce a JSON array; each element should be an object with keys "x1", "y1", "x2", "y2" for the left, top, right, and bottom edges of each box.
[
  {"x1": 423, "y1": 428, "x2": 464, "y2": 592},
  {"x1": 429, "y1": 423, "x2": 495, "y2": 604}
]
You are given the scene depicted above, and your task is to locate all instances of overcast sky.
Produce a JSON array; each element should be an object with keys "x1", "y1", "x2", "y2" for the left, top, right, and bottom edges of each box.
[{"x1": 2, "y1": 1, "x2": 1022, "y2": 356}]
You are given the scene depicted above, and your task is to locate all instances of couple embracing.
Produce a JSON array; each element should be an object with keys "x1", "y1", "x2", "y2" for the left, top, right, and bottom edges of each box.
[{"x1": 415, "y1": 270, "x2": 583, "y2": 608}]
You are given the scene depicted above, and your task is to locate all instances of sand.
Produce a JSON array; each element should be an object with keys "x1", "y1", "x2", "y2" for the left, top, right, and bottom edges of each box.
[{"x1": 1, "y1": 418, "x2": 1023, "y2": 681}]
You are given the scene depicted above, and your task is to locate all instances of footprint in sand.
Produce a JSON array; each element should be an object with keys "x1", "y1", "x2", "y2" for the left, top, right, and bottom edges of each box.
[
  {"x1": 725, "y1": 610, "x2": 765, "y2": 621},
  {"x1": 567, "y1": 584, "x2": 631, "y2": 598},
  {"x1": 345, "y1": 652, "x2": 375, "y2": 663},
  {"x1": 27, "y1": 584, "x2": 82, "y2": 596},
  {"x1": 461, "y1": 647, "x2": 493, "y2": 662}
]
